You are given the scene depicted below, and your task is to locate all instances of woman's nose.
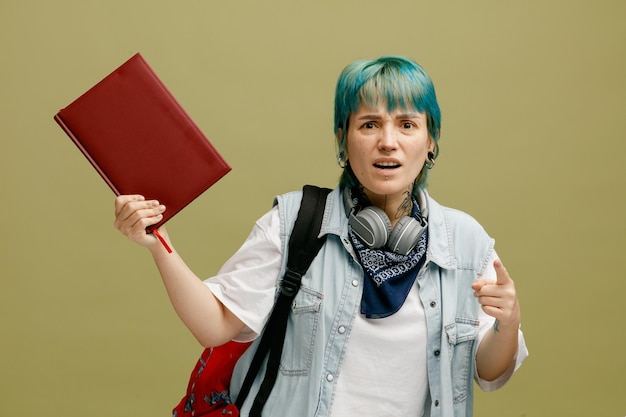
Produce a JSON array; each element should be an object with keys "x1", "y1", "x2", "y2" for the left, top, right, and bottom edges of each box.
[{"x1": 379, "y1": 126, "x2": 397, "y2": 152}]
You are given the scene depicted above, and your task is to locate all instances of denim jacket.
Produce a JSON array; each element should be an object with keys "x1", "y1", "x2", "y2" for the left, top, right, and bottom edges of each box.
[{"x1": 230, "y1": 187, "x2": 501, "y2": 417}]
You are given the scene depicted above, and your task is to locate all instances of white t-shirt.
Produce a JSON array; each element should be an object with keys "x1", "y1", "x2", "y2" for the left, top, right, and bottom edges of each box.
[{"x1": 205, "y1": 207, "x2": 510, "y2": 416}]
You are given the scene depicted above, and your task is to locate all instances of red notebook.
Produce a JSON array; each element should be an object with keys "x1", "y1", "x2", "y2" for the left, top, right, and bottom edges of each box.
[{"x1": 54, "y1": 53, "x2": 231, "y2": 250}]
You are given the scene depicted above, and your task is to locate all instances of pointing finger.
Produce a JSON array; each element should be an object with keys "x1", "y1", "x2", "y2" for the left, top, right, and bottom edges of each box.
[{"x1": 494, "y1": 259, "x2": 513, "y2": 285}]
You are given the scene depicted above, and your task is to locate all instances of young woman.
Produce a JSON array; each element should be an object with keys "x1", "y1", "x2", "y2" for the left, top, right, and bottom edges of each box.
[{"x1": 114, "y1": 56, "x2": 528, "y2": 417}]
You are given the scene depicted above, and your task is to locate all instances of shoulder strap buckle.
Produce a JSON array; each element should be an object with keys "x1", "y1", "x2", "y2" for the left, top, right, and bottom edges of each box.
[{"x1": 280, "y1": 269, "x2": 302, "y2": 297}]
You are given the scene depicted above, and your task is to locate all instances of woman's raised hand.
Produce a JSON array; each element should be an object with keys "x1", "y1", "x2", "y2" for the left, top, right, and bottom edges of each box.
[{"x1": 114, "y1": 195, "x2": 167, "y2": 249}]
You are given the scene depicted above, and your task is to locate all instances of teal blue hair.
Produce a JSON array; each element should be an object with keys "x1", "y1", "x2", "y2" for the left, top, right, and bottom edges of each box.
[{"x1": 334, "y1": 56, "x2": 441, "y2": 192}]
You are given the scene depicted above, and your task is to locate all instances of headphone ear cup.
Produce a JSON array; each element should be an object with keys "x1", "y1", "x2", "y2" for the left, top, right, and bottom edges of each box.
[
  {"x1": 387, "y1": 216, "x2": 426, "y2": 255},
  {"x1": 349, "y1": 206, "x2": 391, "y2": 249}
]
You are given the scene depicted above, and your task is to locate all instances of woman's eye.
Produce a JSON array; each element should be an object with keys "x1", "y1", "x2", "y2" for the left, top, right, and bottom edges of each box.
[
  {"x1": 402, "y1": 122, "x2": 415, "y2": 129},
  {"x1": 363, "y1": 122, "x2": 376, "y2": 129}
]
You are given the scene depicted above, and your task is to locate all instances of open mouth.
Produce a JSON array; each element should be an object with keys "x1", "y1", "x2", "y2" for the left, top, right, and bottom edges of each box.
[{"x1": 374, "y1": 161, "x2": 400, "y2": 169}]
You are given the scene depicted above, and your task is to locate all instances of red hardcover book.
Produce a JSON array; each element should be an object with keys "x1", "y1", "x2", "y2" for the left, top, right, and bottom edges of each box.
[{"x1": 54, "y1": 53, "x2": 231, "y2": 250}]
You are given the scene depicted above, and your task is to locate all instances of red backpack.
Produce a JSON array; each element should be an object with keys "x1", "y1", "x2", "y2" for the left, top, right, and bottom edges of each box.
[{"x1": 172, "y1": 340, "x2": 252, "y2": 416}]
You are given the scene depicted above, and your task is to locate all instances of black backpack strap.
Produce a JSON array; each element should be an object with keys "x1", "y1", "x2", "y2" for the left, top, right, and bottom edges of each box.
[{"x1": 235, "y1": 185, "x2": 331, "y2": 416}]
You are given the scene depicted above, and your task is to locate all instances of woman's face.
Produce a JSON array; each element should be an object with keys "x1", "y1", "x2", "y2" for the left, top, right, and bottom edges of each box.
[{"x1": 344, "y1": 102, "x2": 433, "y2": 207}]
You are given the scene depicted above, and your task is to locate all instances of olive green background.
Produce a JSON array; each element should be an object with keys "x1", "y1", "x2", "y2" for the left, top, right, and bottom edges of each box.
[{"x1": 1, "y1": 0, "x2": 624, "y2": 416}]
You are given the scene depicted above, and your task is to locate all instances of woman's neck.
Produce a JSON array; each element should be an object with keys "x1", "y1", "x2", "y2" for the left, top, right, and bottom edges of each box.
[{"x1": 361, "y1": 187, "x2": 413, "y2": 227}]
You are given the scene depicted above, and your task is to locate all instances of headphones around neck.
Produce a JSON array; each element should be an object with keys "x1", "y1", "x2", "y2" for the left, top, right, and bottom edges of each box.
[{"x1": 343, "y1": 187, "x2": 429, "y2": 256}]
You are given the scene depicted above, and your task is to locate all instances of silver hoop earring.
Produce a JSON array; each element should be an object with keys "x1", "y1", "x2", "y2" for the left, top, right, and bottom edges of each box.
[
  {"x1": 425, "y1": 151, "x2": 435, "y2": 169},
  {"x1": 337, "y1": 150, "x2": 348, "y2": 168}
]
